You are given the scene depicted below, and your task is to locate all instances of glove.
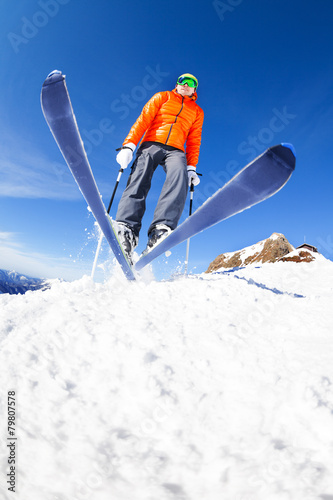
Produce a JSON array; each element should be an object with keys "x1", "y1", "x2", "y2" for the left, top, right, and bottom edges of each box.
[
  {"x1": 187, "y1": 166, "x2": 200, "y2": 186},
  {"x1": 116, "y1": 143, "x2": 136, "y2": 169}
]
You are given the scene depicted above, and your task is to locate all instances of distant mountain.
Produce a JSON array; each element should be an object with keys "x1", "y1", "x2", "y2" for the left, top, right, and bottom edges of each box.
[
  {"x1": 206, "y1": 233, "x2": 293, "y2": 273},
  {"x1": 0, "y1": 269, "x2": 49, "y2": 295},
  {"x1": 206, "y1": 233, "x2": 321, "y2": 273}
]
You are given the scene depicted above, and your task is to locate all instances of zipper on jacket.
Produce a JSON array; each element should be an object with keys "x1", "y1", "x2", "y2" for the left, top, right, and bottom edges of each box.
[{"x1": 165, "y1": 96, "x2": 184, "y2": 145}]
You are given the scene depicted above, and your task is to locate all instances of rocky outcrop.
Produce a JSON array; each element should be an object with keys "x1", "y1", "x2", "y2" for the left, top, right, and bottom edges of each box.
[
  {"x1": 279, "y1": 249, "x2": 315, "y2": 263},
  {"x1": 206, "y1": 233, "x2": 294, "y2": 273}
]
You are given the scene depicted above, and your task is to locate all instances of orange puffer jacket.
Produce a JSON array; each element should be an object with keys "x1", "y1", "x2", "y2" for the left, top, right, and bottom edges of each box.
[{"x1": 123, "y1": 89, "x2": 204, "y2": 167}]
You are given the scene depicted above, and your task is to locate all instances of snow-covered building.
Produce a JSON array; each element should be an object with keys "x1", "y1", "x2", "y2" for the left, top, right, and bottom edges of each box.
[{"x1": 296, "y1": 243, "x2": 318, "y2": 253}]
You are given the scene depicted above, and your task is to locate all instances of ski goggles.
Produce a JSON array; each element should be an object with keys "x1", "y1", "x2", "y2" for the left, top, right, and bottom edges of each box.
[{"x1": 177, "y1": 76, "x2": 198, "y2": 88}]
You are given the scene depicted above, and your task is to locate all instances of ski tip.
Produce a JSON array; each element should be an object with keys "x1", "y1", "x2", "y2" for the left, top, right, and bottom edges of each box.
[
  {"x1": 43, "y1": 70, "x2": 65, "y2": 87},
  {"x1": 281, "y1": 143, "x2": 296, "y2": 158},
  {"x1": 270, "y1": 144, "x2": 296, "y2": 172}
]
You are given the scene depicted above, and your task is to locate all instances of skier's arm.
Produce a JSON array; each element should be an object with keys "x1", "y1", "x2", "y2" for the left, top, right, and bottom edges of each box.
[{"x1": 123, "y1": 92, "x2": 166, "y2": 148}]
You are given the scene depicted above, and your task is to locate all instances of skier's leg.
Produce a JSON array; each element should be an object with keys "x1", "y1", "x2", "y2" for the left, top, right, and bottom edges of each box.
[
  {"x1": 116, "y1": 143, "x2": 164, "y2": 237},
  {"x1": 148, "y1": 148, "x2": 188, "y2": 235}
]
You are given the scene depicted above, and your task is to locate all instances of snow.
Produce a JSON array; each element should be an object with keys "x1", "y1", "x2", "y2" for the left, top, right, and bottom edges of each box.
[
  {"x1": 218, "y1": 239, "x2": 266, "y2": 265},
  {"x1": 269, "y1": 232, "x2": 282, "y2": 241},
  {"x1": 1, "y1": 258, "x2": 333, "y2": 500}
]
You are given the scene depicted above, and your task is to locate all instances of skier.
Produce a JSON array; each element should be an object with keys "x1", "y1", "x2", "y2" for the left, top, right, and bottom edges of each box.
[{"x1": 115, "y1": 73, "x2": 204, "y2": 260}]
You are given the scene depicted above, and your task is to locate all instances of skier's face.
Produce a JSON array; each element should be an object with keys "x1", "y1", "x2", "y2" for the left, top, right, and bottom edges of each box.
[{"x1": 176, "y1": 83, "x2": 196, "y2": 97}]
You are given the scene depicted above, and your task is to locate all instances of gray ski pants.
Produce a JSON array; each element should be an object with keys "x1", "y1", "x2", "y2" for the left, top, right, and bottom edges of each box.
[{"x1": 116, "y1": 142, "x2": 188, "y2": 237}]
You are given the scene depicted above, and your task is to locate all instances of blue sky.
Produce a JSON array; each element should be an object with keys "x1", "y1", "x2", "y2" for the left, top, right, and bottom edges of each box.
[{"x1": 0, "y1": 0, "x2": 332, "y2": 281}]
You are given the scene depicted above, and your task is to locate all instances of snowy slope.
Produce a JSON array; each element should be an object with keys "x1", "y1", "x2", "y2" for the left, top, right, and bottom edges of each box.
[{"x1": 1, "y1": 258, "x2": 333, "y2": 500}]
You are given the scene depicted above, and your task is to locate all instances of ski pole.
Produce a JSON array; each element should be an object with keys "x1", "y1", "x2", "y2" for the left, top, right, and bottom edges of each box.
[
  {"x1": 184, "y1": 182, "x2": 194, "y2": 276},
  {"x1": 91, "y1": 167, "x2": 124, "y2": 278},
  {"x1": 184, "y1": 173, "x2": 202, "y2": 275}
]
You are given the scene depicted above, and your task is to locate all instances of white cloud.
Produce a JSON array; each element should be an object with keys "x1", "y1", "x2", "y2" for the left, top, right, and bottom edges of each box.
[
  {"x1": 0, "y1": 231, "x2": 92, "y2": 281},
  {"x1": 0, "y1": 123, "x2": 83, "y2": 200},
  {"x1": 0, "y1": 153, "x2": 81, "y2": 200},
  {"x1": 0, "y1": 231, "x2": 19, "y2": 245},
  {"x1": 0, "y1": 122, "x2": 115, "y2": 202}
]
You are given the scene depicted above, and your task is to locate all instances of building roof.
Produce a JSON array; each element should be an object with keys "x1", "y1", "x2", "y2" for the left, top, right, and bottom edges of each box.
[{"x1": 296, "y1": 243, "x2": 318, "y2": 253}]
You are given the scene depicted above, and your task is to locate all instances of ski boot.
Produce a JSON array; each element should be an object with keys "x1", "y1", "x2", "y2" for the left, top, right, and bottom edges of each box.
[
  {"x1": 146, "y1": 224, "x2": 172, "y2": 252},
  {"x1": 115, "y1": 222, "x2": 138, "y2": 265}
]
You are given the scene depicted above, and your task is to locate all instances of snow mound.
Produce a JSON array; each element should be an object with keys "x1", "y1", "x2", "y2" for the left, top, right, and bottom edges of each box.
[{"x1": 1, "y1": 259, "x2": 333, "y2": 500}]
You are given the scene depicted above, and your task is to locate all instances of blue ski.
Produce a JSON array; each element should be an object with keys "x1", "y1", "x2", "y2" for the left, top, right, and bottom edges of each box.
[
  {"x1": 41, "y1": 70, "x2": 135, "y2": 281},
  {"x1": 135, "y1": 144, "x2": 296, "y2": 272}
]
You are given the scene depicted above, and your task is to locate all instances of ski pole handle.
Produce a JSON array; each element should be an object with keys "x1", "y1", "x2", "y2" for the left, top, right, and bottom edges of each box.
[
  {"x1": 189, "y1": 182, "x2": 194, "y2": 216},
  {"x1": 115, "y1": 167, "x2": 124, "y2": 183},
  {"x1": 188, "y1": 172, "x2": 202, "y2": 216}
]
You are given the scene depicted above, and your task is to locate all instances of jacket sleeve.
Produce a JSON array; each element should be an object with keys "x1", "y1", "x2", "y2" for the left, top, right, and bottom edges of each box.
[
  {"x1": 123, "y1": 92, "x2": 167, "y2": 147},
  {"x1": 185, "y1": 107, "x2": 204, "y2": 167}
]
